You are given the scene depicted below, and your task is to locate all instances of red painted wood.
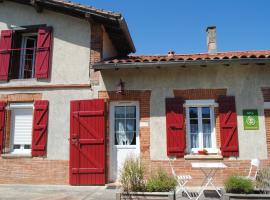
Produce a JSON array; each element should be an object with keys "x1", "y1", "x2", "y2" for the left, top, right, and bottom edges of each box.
[
  {"x1": 165, "y1": 98, "x2": 185, "y2": 157},
  {"x1": 32, "y1": 100, "x2": 49, "y2": 157},
  {"x1": 0, "y1": 30, "x2": 12, "y2": 81},
  {"x1": 70, "y1": 99, "x2": 106, "y2": 185},
  {"x1": 218, "y1": 96, "x2": 239, "y2": 157},
  {"x1": 34, "y1": 27, "x2": 53, "y2": 79},
  {"x1": 0, "y1": 102, "x2": 6, "y2": 153}
]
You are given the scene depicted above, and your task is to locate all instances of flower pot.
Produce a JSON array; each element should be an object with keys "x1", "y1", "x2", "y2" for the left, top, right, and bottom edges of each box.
[
  {"x1": 222, "y1": 193, "x2": 270, "y2": 200},
  {"x1": 116, "y1": 191, "x2": 175, "y2": 200}
]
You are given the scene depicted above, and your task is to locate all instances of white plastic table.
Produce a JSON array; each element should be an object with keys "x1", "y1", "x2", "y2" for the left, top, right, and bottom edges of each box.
[{"x1": 191, "y1": 162, "x2": 227, "y2": 200}]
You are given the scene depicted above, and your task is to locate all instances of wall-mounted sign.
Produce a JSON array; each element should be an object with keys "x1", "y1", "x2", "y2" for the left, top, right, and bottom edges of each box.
[{"x1": 243, "y1": 109, "x2": 259, "y2": 130}]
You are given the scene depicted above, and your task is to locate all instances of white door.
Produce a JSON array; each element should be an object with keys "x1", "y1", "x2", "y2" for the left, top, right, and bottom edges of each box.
[{"x1": 109, "y1": 102, "x2": 140, "y2": 181}]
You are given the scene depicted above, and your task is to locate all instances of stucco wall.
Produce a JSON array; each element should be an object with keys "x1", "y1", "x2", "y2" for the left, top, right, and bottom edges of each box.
[
  {"x1": 100, "y1": 64, "x2": 270, "y2": 161},
  {"x1": 103, "y1": 29, "x2": 117, "y2": 59},
  {"x1": 0, "y1": 1, "x2": 90, "y2": 85}
]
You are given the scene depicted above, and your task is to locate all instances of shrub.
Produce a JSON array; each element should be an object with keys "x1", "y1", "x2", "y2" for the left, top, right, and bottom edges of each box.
[
  {"x1": 224, "y1": 175, "x2": 254, "y2": 194},
  {"x1": 256, "y1": 168, "x2": 270, "y2": 190},
  {"x1": 119, "y1": 156, "x2": 145, "y2": 192},
  {"x1": 146, "y1": 168, "x2": 177, "y2": 192}
]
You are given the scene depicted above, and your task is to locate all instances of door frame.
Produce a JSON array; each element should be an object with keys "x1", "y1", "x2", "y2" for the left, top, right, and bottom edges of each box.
[{"x1": 109, "y1": 101, "x2": 140, "y2": 181}]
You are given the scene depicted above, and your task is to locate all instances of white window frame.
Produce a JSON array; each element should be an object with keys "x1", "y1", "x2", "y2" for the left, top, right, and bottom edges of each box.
[
  {"x1": 184, "y1": 99, "x2": 218, "y2": 154},
  {"x1": 110, "y1": 101, "x2": 140, "y2": 150},
  {"x1": 9, "y1": 103, "x2": 34, "y2": 155},
  {"x1": 19, "y1": 33, "x2": 37, "y2": 79}
]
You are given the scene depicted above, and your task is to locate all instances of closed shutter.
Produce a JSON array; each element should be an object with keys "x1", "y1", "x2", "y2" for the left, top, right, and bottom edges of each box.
[
  {"x1": 0, "y1": 30, "x2": 13, "y2": 81},
  {"x1": 166, "y1": 98, "x2": 186, "y2": 157},
  {"x1": 32, "y1": 100, "x2": 49, "y2": 157},
  {"x1": 0, "y1": 102, "x2": 6, "y2": 153},
  {"x1": 34, "y1": 27, "x2": 53, "y2": 79},
  {"x1": 218, "y1": 96, "x2": 239, "y2": 157},
  {"x1": 70, "y1": 99, "x2": 106, "y2": 185}
]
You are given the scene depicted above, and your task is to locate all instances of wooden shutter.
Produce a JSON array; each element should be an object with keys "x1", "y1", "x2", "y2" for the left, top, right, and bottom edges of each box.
[
  {"x1": 32, "y1": 100, "x2": 49, "y2": 157},
  {"x1": 166, "y1": 98, "x2": 186, "y2": 157},
  {"x1": 0, "y1": 30, "x2": 13, "y2": 81},
  {"x1": 0, "y1": 102, "x2": 6, "y2": 153},
  {"x1": 70, "y1": 99, "x2": 106, "y2": 185},
  {"x1": 218, "y1": 96, "x2": 239, "y2": 157},
  {"x1": 34, "y1": 27, "x2": 53, "y2": 79}
]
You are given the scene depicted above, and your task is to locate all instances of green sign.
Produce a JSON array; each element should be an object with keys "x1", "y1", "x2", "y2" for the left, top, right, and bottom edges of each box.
[{"x1": 243, "y1": 109, "x2": 259, "y2": 130}]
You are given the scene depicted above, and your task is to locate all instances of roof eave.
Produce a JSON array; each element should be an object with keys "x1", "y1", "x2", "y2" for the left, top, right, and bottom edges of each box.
[
  {"x1": 5, "y1": 0, "x2": 135, "y2": 55},
  {"x1": 93, "y1": 58, "x2": 270, "y2": 70}
]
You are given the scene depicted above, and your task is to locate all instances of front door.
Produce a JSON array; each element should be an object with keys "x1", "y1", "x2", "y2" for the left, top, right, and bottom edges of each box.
[
  {"x1": 109, "y1": 102, "x2": 140, "y2": 181},
  {"x1": 69, "y1": 99, "x2": 106, "y2": 185}
]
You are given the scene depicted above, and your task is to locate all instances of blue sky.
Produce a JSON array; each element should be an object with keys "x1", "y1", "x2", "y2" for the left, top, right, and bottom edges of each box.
[{"x1": 74, "y1": 0, "x2": 270, "y2": 55}]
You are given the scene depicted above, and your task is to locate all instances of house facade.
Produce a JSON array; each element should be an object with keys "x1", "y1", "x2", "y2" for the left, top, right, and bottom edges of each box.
[{"x1": 0, "y1": 0, "x2": 270, "y2": 187}]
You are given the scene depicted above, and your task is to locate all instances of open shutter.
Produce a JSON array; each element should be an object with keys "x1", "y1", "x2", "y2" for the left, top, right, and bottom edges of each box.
[
  {"x1": 32, "y1": 100, "x2": 49, "y2": 157},
  {"x1": 0, "y1": 30, "x2": 13, "y2": 81},
  {"x1": 0, "y1": 102, "x2": 6, "y2": 153},
  {"x1": 218, "y1": 96, "x2": 239, "y2": 157},
  {"x1": 166, "y1": 98, "x2": 186, "y2": 157},
  {"x1": 34, "y1": 27, "x2": 53, "y2": 79}
]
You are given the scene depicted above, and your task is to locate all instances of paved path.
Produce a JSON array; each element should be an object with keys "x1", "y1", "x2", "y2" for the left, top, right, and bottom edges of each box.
[
  {"x1": 0, "y1": 184, "x2": 221, "y2": 200},
  {"x1": 0, "y1": 184, "x2": 117, "y2": 200}
]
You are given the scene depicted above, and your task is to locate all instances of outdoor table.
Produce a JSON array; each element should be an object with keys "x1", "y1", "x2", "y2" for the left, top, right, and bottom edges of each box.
[{"x1": 191, "y1": 162, "x2": 227, "y2": 200}]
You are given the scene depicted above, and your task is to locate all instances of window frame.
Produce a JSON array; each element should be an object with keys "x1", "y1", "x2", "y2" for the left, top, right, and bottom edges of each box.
[
  {"x1": 9, "y1": 102, "x2": 34, "y2": 155},
  {"x1": 110, "y1": 101, "x2": 140, "y2": 150},
  {"x1": 19, "y1": 33, "x2": 37, "y2": 79},
  {"x1": 184, "y1": 99, "x2": 218, "y2": 154}
]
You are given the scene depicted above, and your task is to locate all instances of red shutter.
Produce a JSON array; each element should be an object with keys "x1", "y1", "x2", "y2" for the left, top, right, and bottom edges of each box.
[
  {"x1": 32, "y1": 100, "x2": 49, "y2": 157},
  {"x1": 34, "y1": 27, "x2": 53, "y2": 79},
  {"x1": 0, "y1": 30, "x2": 13, "y2": 81},
  {"x1": 70, "y1": 99, "x2": 106, "y2": 185},
  {"x1": 218, "y1": 96, "x2": 239, "y2": 157},
  {"x1": 166, "y1": 98, "x2": 186, "y2": 157},
  {"x1": 0, "y1": 102, "x2": 6, "y2": 153}
]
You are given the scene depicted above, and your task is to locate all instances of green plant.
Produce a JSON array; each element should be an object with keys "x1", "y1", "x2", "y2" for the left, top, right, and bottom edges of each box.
[
  {"x1": 224, "y1": 175, "x2": 254, "y2": 194},
  {"x1": 146, "y1": 168, "x2": 177, "y2": 192},
  {"x1": 256, "y1": 168, "x2": 270, "y2": 190},
  {"x1": 119, "y1": 156, "x2": 145, "y2": 192}
]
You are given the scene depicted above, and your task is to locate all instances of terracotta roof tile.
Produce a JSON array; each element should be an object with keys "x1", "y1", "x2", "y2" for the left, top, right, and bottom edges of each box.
[{"x1": 101, "y1": 50, "x2": 270, "y2": 64}]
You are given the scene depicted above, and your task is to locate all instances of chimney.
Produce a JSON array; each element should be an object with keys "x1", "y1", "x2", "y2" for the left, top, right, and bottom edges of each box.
[{"x1": 206, "y1": 26, "x2": 217, "y2": 54}]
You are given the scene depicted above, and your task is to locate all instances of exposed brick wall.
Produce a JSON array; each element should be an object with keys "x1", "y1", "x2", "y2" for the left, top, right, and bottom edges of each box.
[
  {"x1": 173, "y1": 88, "x2": 227, "y2": 100},
  {"x1": 264, "y1": 110, "x2": 270, "y2": 158},
  {"x1": 98, "y1": 90, "x2": 151, "y2": 183},
  {"x1": 0, "y1": 158, "x2": 68, "y2": 184},
  {"x1": 90, "y1": 23, "x2": 103, "y2": 86},
  {"x1": 261, "y1": 87, "x2": 270, "y2": 102}
]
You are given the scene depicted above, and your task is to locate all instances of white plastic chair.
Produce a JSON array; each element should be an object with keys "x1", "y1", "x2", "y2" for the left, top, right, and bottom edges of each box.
[
  {"x1": 169, "y1": 158, "x2": 192, "y2": 199},
  {"x1": 246, "y1": 158, "x2": 260, "y2": 181}
]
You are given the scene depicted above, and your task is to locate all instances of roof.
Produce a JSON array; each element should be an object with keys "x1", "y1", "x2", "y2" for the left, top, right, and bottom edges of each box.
[
  {"x1": 6, "y1": 0, "x2": 135, "y2": 55},
  {"x1": 94, "y1": 50, "x2": 270, "y2": 70}
]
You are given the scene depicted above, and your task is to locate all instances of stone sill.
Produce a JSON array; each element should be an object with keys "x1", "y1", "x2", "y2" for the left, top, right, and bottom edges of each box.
[
  {"x1": 1, "y1": 154, "x2": 32, "y2": 159},
  {"x1": 184, "y1": 154, "x2": 223, "y2": 160}
]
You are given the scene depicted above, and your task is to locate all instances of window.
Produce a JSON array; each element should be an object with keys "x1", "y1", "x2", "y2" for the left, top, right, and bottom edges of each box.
[
  {"x1": 10, "y1": 31, "x2": 37, "y2": 79},
  {"x1": 10, "y1": 103, "x2": 33, "y2": 154},
  {"x1": 114, "y1": 105, "x2": 137, "y2": 145},
  {"x1": 185, "y1": 100, "x2": 217, "y2": 153}
]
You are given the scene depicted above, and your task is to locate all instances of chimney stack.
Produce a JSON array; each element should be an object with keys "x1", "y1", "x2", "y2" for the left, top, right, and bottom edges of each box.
[
  {"x1": 167, "y1": 50, "x2": 175, "y2": 57},
  {"x1": 206, "y1": 26, "x2": 217, "y2": 54}
]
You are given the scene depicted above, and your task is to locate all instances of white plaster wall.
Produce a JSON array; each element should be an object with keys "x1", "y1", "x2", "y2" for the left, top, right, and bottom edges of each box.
[
  {"x1": 0, "y1": 2, "x2": 95, "y2": 160},
  {"x1": 100, "y1": 64, "x2": 270, "y2": 161},
  {"x1": 0, "y1": 89, "x2": 93, "y2": 160},
  {"x1": 0, "y1": 1, "x2": 90, "y2": 85}
]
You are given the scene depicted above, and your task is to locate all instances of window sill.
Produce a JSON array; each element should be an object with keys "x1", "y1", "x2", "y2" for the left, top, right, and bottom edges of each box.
[
  {"x1": 1, "y1": 154, "x2": 32, "y2": 159},
  {"x1": 184, "y1": 154, "x2": 223, "y2": 160}
]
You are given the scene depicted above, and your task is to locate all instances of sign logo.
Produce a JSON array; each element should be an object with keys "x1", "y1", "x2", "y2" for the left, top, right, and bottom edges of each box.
[{"x1": 243, "y1": 109, "x2": 259, "y2": 130}]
